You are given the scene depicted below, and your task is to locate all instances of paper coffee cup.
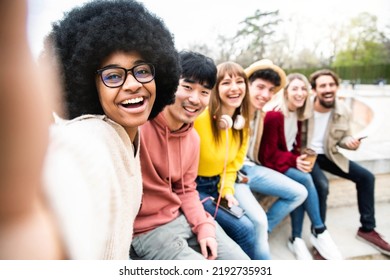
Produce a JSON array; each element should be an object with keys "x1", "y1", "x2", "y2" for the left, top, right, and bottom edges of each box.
[{"x1": 302, "y1": 147, "x2": 317, "y2": 170}]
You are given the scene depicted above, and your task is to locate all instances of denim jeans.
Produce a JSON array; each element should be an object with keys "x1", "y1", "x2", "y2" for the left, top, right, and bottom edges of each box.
[
  {"x1": 131, "y1": 214, "x2": 250, "y2": 260},
  {"x1": 284, "y1": 168, "x2": 325, "y2": 238},
  {"x1": 311, "y1": 154, "x2": 376, "y2": 230},
  {"x1": 234, "y1": 182, "x2": 271, "y2": 259},
  {"x1": 241, "y1": 164, "x2": 308, "y2": 232},
  {"x1": 196, "y1": 176, "x2": 256, "y2": 259}
]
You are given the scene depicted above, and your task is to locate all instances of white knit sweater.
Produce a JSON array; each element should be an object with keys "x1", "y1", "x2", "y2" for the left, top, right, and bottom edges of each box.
[{"x1": 43, "y1": 115, "x2": 142, "y2": 259}]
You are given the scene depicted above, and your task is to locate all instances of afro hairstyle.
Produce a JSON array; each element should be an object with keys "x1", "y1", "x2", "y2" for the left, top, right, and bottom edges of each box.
[{"x1": 46, "y1": 0, "x2": 180, "y2": 120}]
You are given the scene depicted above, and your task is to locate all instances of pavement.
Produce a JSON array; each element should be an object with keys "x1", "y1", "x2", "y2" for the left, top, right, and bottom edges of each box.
[{"x1": 267, "y1": 85, "x2": 390, "y2": 260}]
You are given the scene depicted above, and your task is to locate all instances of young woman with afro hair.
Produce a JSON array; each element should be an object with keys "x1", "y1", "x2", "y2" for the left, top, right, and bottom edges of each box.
[
  {"x1": 0, "y1": 0, "x2": 180, "y2": 260},
  {"x1": 43, "y1": 0, "x2": 181, "y2": 259}
]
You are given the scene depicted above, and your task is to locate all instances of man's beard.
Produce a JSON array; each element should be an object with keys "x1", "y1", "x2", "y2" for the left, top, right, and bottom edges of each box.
[{"x1": 318, "y1": 95, "x2": 335, "y2": 109}]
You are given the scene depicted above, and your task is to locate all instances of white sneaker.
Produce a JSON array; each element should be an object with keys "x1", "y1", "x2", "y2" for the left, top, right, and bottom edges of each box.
[
  {"x1": 288, "y1": 237, "x2": 313, "y2": 260},
  {"x1": 310, "y1": 230, "x2": 343, "y2": 260}
]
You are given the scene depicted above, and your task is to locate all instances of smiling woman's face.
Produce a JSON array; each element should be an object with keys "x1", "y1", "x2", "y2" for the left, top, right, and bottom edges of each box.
[
  {"x1": 95, "y1": 51, "x2": 156, "y2": 140},
  {"x1": 286, "y1": 78, "x2": 308, "y2": 111},
  {"x1": 218, "y1": 73, "x2": 246, "y2": 114}
]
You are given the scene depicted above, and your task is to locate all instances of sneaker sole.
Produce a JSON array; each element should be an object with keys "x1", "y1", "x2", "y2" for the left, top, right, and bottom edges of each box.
[
  {"x1": 312, "y1": 247, "x2": 326, "y2": 260},
  {"x1": 356, "y1": 234, "x2": 390, "y2": 256},
  {"x1": 310, "y1": 236, "x2": 330, "y2": 260},
  {"x1": 310, "y1": 235, "x2": 342, "y2": 260}
]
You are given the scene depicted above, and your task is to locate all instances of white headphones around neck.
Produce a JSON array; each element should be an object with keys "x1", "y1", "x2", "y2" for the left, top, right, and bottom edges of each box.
[{"x1": 218, "y1": 114, "x2": 245, "y2": 130}]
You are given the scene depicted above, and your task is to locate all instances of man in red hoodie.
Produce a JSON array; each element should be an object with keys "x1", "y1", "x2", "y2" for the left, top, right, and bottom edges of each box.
[{"x1": 131, "y1": 51, "x2": 249, "y2": 260}]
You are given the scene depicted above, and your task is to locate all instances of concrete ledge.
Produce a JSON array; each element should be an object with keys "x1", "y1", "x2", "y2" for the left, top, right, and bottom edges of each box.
[
  {"x1": 327, "y1": 173, "x2": 390, "y2": 208},
  {"x1": 256, "y1": 172, "x2": 390, "y2": 211},
  {"x1": 340, "y1": 149, "x2": 390, "y2": 175}
]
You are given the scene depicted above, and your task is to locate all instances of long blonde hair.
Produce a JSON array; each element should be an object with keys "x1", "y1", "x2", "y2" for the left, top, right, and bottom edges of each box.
[
  {"x1": 208, "y1": 61, "x2": 250, "y2": 144},
  {"x1": 274, "y1": 73, "x2": 312, "y2": 121}
]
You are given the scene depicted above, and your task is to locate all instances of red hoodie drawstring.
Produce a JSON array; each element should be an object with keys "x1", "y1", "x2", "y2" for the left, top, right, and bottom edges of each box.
[
  {"x1": 179, "y1": 139, "x2": 185, "y2": 194},
  {"x1": 165, "y1": 127, "x2": 186, "y2": 194},
  {"x1": 165, "y1": 127, "x2": 173, "y2": 195}
]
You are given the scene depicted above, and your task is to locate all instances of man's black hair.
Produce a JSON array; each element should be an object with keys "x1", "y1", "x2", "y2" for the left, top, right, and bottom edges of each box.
[
  {"x1": 179, "y1": 51, "x2": 217, "y2": 89},
  {"x1": 248, "y1": 68, "x2": 281, "y2": 87}
]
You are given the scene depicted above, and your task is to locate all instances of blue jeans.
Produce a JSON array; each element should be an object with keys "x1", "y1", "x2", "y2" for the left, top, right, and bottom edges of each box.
[
  {"x1": 311, "y1": 154, "x2": 376, "y2": 230},
  {"x1": 284, "y1": 168, "x2": 325, "y2": 238},
  {"x1": 234, "y1": 182, "x2": 271, "y2": 259},
  {"x1": 196, "y1": 176, "x2": 256, "y2": 259},
  {"x1": 241, "y1": 164, "x2": 308, "y2": 232}
]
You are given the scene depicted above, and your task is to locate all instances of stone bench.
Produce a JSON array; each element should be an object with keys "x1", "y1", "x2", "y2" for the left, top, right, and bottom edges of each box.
[{"x1": 253, "y1": 172, "x2": 390, "y2": 212}]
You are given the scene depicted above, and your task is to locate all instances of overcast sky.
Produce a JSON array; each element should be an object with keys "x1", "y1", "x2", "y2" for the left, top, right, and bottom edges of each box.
[{"x1": 27, "y1": 0, "x2": 390, "y2": 58}]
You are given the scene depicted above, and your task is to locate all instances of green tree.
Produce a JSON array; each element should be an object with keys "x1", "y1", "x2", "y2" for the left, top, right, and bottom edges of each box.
[
  {"x1": 333, "y1": 12, "x2": 389, "y2": 67},
  {"x1": 383, "y1": 24, "x2": 390, "y2": 61},
  {"x1": 326, "y1": 22, "x2": 348, "y2": 66},
  {"x1": 234, "y1": 9, "x2": 282, "y2": 65}
]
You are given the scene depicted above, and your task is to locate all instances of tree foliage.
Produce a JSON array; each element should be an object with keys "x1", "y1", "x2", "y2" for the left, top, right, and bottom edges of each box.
[
  {"x1": 184, "y1": 9, "x2": 390, "y2": 83},
  {"x1": 233, "y1": 9, "x2": 282, "y2": 66},
  {"x1": 332, "y1": 13, "x2": 390, "y2": 67}
]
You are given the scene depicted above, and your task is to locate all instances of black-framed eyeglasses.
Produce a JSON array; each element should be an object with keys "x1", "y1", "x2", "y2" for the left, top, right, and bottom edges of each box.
[{"x1": 96, "y1": 63, "x2": 155, "y2": 88}]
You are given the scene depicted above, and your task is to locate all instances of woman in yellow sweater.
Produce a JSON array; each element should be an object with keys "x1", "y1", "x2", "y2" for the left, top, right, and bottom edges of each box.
[{"x1": 195, "y1": 61, "x2": 270, "y2": 259}]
